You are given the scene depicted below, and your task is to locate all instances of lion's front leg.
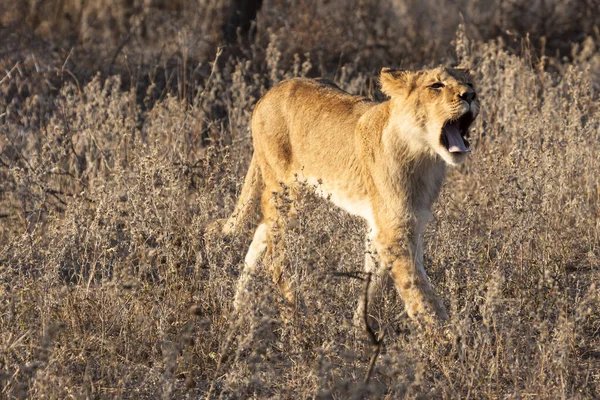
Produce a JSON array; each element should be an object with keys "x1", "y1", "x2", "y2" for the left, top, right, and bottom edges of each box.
[{"x1": 374, "y1": 230, "x2": 447, "y2": 324}]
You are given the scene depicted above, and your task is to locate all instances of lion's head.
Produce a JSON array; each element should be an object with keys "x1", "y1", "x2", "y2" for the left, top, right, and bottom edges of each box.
[{"x1": 380, "y1": 66, "x2": 479, "y2": 165}]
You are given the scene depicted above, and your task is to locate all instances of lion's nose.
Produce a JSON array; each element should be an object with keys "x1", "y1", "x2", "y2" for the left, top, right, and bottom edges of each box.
[{"x1": 459, "y1": 91, "x2": 476, "y2": 103}]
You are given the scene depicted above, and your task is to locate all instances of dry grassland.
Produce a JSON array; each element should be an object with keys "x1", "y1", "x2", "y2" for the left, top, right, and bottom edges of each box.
[{"x1": 1, "y1": 0, "x2": 599, "y2": 398}]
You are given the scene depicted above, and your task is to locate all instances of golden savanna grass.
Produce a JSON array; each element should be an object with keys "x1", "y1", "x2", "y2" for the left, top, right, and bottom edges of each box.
[{"x1": 1, "y1": 0, "x2": 599, "y2": 398}]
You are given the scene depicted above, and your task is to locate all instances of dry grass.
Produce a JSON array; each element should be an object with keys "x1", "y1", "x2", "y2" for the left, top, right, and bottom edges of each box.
[{"x1": 1, "y1": 1, "x2": 600, "y2": 398}]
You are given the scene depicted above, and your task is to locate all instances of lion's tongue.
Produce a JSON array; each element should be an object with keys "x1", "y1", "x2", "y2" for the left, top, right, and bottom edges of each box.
[{"x1": 443, "y1": 122, "x2": 470, "y2": 153}]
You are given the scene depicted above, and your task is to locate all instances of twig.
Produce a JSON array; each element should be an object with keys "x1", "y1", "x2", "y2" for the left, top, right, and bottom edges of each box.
[
  {"x1": 329, "y1": 271, "x2": 367, "y2": 281},
  {"x1": 61, "y1": 47, "x2": 74, "y2": 71},
  {"x1": 0, "y1": 62, "x2": 20, "y2": 86},
  {"x1": 165, "y1": 47, "x2": 224, "y2": 155},
  {"x1": 204, "y1": 313, "x2": 243, "y2": 400},
  {"x1": 57, "y1": 48, "x2": 82, "y2": 95},
  {"x1": 193, "y1": 46, "x2": 223, "y2": 109},
  {"x1": 362, "y1": 272, "x2": 383, "y2": 384},
  {"x1": 61, "y1": 68, "x2": 82, "y2": 95}
]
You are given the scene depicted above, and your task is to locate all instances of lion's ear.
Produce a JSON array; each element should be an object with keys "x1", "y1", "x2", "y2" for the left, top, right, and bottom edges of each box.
[
  {"x1": 379, "y1": 68, "x2": 412, "y2": 98},
  {"x1": 454, "y1": 66, "x2": 473, "y2": 78}
]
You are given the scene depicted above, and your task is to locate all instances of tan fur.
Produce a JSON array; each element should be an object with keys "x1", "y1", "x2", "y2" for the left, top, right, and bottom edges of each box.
[{"x1": 224, "y1": 67, "x2": 480, "y2": 323}]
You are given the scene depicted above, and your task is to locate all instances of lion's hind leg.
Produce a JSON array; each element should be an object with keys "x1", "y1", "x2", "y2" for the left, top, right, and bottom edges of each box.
[
  {"x1": 260, "y1": 184, "x2": 296, "y2": 306},
  {"x1": 234, "y1": 185, "x2": 296, "y2": 310},
  {"x1": 233, "y1": 222, "x2": 268, "y2": 309}
]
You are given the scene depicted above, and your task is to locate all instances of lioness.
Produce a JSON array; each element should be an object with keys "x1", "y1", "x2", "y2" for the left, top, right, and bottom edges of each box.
[{"x1": 220, "y1": 66, "x2": 479, "y2": 323}]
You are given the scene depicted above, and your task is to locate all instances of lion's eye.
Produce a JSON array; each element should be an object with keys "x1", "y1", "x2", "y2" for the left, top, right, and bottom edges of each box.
[{"x1": 429, "y1": 82, "x2": 445, "y2": 89}]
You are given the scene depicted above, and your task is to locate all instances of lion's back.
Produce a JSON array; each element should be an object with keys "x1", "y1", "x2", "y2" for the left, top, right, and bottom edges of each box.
[
  {"x1": 252, "y1": 78, "x2": 373, "y2": 147},
  {"x1": 250, "y1": 78, "x2": 373, "y2": 182}
]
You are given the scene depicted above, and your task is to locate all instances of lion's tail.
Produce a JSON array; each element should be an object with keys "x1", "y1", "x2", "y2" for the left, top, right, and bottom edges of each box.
[{"x1": 221, "y1": 154, "x2": 263, "y2": 236}]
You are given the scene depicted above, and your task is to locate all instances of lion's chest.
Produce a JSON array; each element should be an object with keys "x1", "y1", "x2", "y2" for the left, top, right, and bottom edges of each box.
[{"x1": 303, "y1": 176, "x2": 377, "y2": 233}]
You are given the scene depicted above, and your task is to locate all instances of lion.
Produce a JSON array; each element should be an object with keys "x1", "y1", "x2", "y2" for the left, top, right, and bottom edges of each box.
[{"x1": 217, "y1": 66, "x2": 479, "y2": 324}]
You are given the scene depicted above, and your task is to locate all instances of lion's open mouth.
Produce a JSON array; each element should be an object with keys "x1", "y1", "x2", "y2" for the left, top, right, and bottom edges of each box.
[{"x1": 441, "y1": 112, "x2": 473, "y2": 154}]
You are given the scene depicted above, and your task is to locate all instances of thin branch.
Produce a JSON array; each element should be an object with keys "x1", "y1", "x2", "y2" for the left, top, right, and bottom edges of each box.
[
  {"x1": 61, "y1": 68, "x2": 82, "y2": 95},
  {"x1": 204, "y1": 312, "x2": 243, "y2": 400},
  {"x1": 362, "y1": 272, "x2": 384, "y2": 384},
  {"x1": 192, "y1": 46, "x2": 223, "y2": 109},
  {"x1": 0, "y1": 62, "x2": 20, "y2": 86},
  {"x1": 328, "y1": 271, "x2": 367, "y2": 281}
]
